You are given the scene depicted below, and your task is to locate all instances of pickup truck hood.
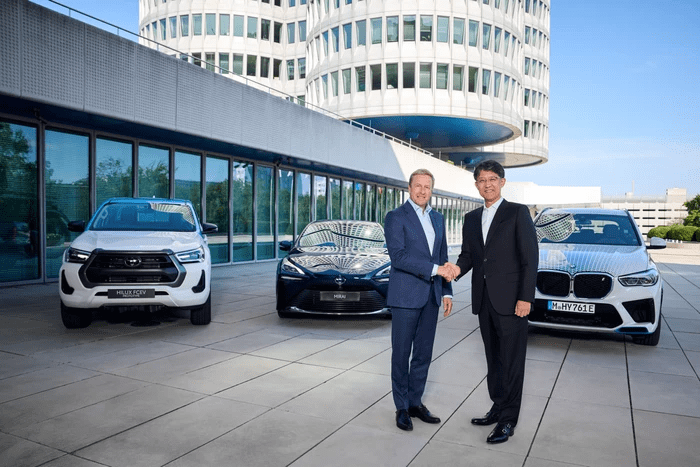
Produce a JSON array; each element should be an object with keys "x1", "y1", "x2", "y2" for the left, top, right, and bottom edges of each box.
[{"x1": 71, "y1": 231, "x2": 204, "y2": 253}]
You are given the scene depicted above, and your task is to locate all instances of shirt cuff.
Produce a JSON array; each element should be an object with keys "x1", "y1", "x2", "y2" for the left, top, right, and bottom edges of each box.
[
  {"x1": 443, "y1": 295, "x2": 453, "y2": 299},
  {"x1": 431, "y1": 264, "x2": 439, "y2": 277}
]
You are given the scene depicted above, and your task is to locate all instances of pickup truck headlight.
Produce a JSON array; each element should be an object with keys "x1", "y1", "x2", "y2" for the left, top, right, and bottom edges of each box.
[
  {"x1": 64, "y1": 247, "x2": 90, "y2": 263},
  {"x1": 176, "y1": 247, "x2": 205, "y2": 263},
  {"x1": 618, "y1": 269, "x2": 659, "y2": 287}
]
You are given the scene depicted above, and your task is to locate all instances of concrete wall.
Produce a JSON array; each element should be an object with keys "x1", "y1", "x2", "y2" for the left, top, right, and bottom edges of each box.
[{"x1": 0, "y1": 0, "x2": 476, "y2": 199}]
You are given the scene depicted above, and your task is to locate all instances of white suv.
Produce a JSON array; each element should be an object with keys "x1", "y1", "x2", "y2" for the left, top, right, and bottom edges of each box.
[{"x1": 59, "y1": 198, "x2": 217, "y2": 328}]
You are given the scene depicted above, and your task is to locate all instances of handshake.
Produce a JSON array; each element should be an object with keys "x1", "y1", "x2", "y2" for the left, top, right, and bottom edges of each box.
[{"x1": 437, "y1": 262, "x2": 461, "y2": 282}]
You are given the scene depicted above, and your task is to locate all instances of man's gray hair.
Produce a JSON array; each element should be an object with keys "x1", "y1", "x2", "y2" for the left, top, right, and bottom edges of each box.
[{"x1": 409, "y1": 169, "x2": 435, "y2": 189}]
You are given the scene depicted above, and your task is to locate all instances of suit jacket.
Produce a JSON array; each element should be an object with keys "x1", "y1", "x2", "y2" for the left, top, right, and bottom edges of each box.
[
  {"x1": 455, "y1": 199, "x2": 538, "y2": 315},
  {"x1": 385, "y1": 201, "x2": 453, "y2": 309}
]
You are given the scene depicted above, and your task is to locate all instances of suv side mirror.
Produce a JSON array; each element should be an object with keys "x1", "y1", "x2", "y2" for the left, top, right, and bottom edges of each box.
[
  {"x1": 279, "y1": 240, "x2": 293, "y2": 251},
  {"x1": 67, "y1": 220, "x2": 85, "y2": 233},
  {"x1": 201, "y1": 223, "x2": 218, "y2": 234},
  {"x1": 647, "y1": 237, "x2": 667, "y2": 250}
]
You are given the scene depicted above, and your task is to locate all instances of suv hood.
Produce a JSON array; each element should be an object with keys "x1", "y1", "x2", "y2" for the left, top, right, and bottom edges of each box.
[
  {"x1": 539, "y1": 244, "x2": 652, "y2": 277},
  {"x1": 71, "y1": 231, "x2": 203, "y2": 253}
]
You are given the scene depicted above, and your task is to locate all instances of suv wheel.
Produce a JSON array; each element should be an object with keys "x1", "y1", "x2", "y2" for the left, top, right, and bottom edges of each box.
[
  {"x1": 190, "y1": 293, "x2": 211, "y2": 325},
  {"x1": 633, "y1": 322, "x2": 661, "y2": 346},
  {"x1": 60, "y1": 301, "x2": 92, "y2": 329}
]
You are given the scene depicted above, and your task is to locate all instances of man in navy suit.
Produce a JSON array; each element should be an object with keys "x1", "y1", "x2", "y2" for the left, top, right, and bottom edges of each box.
[
  {"x1": 384, "y1": 169, "x2": 455, "y2": 432},
  {"x1": 448, "y1": 160, "x2": 538, "y2": 444}
]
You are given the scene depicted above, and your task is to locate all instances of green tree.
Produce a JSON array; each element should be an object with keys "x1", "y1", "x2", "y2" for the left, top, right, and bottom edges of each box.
[{"x1": 684, "y1": 194, "x2": 700, "y2": 227}]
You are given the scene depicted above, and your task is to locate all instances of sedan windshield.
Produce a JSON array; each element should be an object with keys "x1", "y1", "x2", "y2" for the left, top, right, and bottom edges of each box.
[
  {"x1": 537, "y1": 213, "x2": 641, "y2": 246},
  {"x1": 298, "y1": 221, "x2": 386, "y2": 249},
  {"x1": 89, "y1": 202, "x2": 196, "y2": 232}
]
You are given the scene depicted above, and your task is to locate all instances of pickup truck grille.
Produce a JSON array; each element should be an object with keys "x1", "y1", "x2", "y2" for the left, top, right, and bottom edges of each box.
[{"x1": 79, "y1": 250, "x2": 185, "y2": 287}]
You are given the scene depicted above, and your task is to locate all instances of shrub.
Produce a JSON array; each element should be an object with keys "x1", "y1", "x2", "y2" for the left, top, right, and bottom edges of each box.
[
  {"x1": 694, "y1": 229, "x2": 700, "y2": 242},
  {"x1": 647, "y1": 226, "x2": 672, "y2": 239},
  {"x1": 666, "y1": 225, "x2": 698, "y2": 242}
]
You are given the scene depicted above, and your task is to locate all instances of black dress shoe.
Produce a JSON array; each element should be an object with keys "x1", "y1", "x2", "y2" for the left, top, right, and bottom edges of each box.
[
  {"x1": 396, "y1": 409, "x2": 413, "y2": 431},
  {"x1": 487, "y1": 422, "x2": 515, "y2": 444},
  {"x1": 408, "y1": 404, "x2": 441, "y2": 424},
  {"x1": 471, "y1": 410, "x2": 500, "y2": 426}
]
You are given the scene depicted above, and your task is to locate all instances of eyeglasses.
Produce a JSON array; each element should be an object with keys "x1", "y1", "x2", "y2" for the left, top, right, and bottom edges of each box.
[{"x1": 476, "y1": 177, "x2": 500, "y2": 185}]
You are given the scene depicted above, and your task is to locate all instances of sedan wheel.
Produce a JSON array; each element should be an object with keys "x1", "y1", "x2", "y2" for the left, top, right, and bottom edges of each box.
[{"x1": 60, "y1": 301, "x2": 92, "y2": 329}]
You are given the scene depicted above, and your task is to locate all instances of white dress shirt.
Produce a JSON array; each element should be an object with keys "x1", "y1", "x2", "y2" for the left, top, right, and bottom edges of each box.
[{"x1": 482, "y1": 197, "x2": 504, "y2": 244}]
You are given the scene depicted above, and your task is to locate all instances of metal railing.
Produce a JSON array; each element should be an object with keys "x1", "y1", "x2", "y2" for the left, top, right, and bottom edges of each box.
[{"x1": 42, "y1": 0, "x2": 436, "y2": 157}]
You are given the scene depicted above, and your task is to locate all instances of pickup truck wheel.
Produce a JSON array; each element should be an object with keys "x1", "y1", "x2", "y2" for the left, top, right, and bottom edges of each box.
[
  {"x1": 61, "y1": 301, "x2": 92, "y2": 329},
  {"x1": 190, "y1": 293, "x2": 211, "y2": 325}
]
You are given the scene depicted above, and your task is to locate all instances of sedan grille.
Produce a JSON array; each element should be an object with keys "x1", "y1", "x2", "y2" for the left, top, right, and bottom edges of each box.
[{"x1": 288, "y1": 289, "x2": 386, "y2": 314}]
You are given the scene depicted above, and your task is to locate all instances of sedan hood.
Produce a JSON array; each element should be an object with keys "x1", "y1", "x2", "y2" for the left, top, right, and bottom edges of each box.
[
  {"x1": 289, "y1": 246, "x2": 389, "y2": 274},
  {"x1": 71, "y1": 231, "x2": 203, "y2": 253},
  {"x1": 539, "y1": 244, "x2": 652, "y2": 276}
]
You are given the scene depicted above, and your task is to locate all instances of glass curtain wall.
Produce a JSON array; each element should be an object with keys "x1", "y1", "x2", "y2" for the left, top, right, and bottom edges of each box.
[
  {"x1": 138, "y1": 144, "x2": 169, "y2": 198},
  {"x1": 233, "y1": 160, "x2": 253, "y2": 261},
  {"x1": 45, "y1": 129, "x2": 89, "y2": 279},
  {"x1": 1, "y1": 122, "x2": 38, "y2": 282},
  {"x1": 342, "y1": 180, "x2": 353, "y2": 219},
  {"x1": 256, "y1": 165, "x2": 275, "y2": 260},
  {"x1": 96, "y1": 137, "x2": 132, "y2": 206},
  {"x1": 315, "y1": 175, "x2": 327, "y2": 220},
  {"x1": 354, "y1": 182, "x2": 365, "y2": 220},
  {"x1": 278, "y1": 169, "x2": 294, "y2": 256},
  {"x1": 205, "y1": 156, "x2": 229, "y2": 264},
  {"x1": 296, "y1": 172, "x2": 311, "y2": 235},
  {"x1": 329, "y1": 178, "x2": 341, "y2": 220},
  {"x1": 174, "y1": 150, "x2": 202, "y2": 218}
]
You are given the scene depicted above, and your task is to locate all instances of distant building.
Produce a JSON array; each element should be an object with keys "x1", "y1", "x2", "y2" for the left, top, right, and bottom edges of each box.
[{"x1": 601, "y1": 188, "x2": 688, "y2": 237}]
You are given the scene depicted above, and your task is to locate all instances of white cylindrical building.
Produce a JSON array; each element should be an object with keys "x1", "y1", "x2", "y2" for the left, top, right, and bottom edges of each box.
[{"x1": 139, "y1": 0, "x2": 549, "y2": 169}]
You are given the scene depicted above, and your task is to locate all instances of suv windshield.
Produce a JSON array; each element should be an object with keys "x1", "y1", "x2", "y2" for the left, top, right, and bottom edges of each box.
[
  {"x1": 537, "y1": 212, "x2": 641, "y2": 246},
  {"x1": 89, "y1": 202, "x2": 196, "y2": 232},
  {"x1": 298, "y1": 221, "x2": 386, "y2": 249}
]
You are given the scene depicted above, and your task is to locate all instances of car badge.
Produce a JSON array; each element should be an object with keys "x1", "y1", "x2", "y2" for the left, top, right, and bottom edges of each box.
[
  {"x1": 334, "y1": 276, "x2": 346, "y2": 286},
  {"x1": 124, "y1": 256, "x2": 142, "y2": 268}
]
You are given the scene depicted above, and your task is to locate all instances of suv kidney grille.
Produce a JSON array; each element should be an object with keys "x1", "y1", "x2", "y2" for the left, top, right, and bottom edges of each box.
[
  {"x1": 574, "y1": 274, "x2": 612, "y2": 299},
  {"x1": 537, "y1": 271, "x2": 570, "y2": 297}
]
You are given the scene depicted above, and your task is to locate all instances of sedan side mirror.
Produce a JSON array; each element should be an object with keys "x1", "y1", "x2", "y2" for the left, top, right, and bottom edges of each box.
[
  {"x1": 647, "y1": 237, "x2": 667, "y2": 250},
  {"x1": 279, "y1": 240, "x2": 293, "y2": 251},
  {"x1": 201, "y1": 223, "x2": 218, "y2": 234},
  {"x1": 67, "y1": 220, "x2": 85, "y2": 233}
]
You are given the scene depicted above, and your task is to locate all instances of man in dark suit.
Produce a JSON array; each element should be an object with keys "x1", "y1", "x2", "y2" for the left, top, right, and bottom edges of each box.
[
  {"x1": 447, "y1": 160, "x2": 538, "y2": 444},
  {"x1": 384, "y1": 169, "x2": 455, "y2": 432}
]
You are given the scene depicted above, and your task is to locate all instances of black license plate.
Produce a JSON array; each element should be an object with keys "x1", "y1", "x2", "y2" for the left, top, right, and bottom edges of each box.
[
  {"x1": 320, "y1": 291, "x2": 360, "y2": 302},
  {"x1": 108, "y1": 289, "x2": 155, "y2": 299}
]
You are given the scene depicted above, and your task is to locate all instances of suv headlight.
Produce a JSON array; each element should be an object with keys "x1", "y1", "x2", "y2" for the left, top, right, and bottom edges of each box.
[
  {"x1": 374, "y1": 265, "x2": 391, "y2": 282},
  {"x1": 618, "y1": 269, "x2": 659, "y2": 287},
  {"x1": 64, "y1": 247, "x2": 90, "y2": 263},
  {"x1": 176, "y1": 247, "x2": 205, "y2": 263},
  {"x1": 280, "y1": 257, "x2": 305, "y2": 276}
]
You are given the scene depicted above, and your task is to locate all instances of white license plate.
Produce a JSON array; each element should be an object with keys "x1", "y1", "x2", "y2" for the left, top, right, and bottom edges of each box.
[
  {"x1": 108, "y1": 289, "x2": 155, "y2": 299},
  {"x1": 320, "y1": 291, "x2": 360, "y2": 302},
  {"x1": 548, "y1": 301, "x2": 595, "y2": 314}
]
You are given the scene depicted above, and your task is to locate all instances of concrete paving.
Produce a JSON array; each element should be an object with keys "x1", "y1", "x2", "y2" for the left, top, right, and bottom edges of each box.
[{"x1": 1, "y1": 248, "x2": 699, "y2": 467}]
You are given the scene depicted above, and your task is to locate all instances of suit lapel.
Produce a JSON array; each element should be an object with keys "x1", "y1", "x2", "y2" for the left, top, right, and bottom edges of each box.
[
  {"x1": 429, "y1": 210, "x2": 441, "y2": 258},
  {"x1": 404, "y1": 202, "x2": 432, "y2": 256}
]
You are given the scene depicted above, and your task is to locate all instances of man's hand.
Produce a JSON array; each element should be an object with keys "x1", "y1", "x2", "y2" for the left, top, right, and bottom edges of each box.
[
  {"x1": 437, "y1": 264, "x2": 456, "y2": 282},
  {"x1": 443, "y1": 297, "x2": 453, "y2": 317},
  {"x1": 515, "y1": 300, "x2": 531, "y2": 318},
  {"x1": 442, "y1": 262, "x2": 460, "y2": 280}
]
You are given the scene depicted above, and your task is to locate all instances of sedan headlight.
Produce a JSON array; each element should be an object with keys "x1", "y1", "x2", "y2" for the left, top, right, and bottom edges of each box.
[
  {"x1": 176, "y1": 247, "x2": 206, "y2": 263},
  {"x1": 374, "y1": 265, "x2": 391, "y2": 282},
  {"x1": 64, "y1": 247, "x2": 90, "y2": 263},
  {"x1": 618, "y1": 269, "x2": 659, "y2": 287},
  {"x1": 280, "y1": 257, "x2": 306, "y2": 276}
]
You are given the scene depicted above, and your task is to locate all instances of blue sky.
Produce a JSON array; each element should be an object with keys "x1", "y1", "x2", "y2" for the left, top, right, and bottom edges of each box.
[{"x1": 32, "y1": 0, "x2": 700, "y2": 198}]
